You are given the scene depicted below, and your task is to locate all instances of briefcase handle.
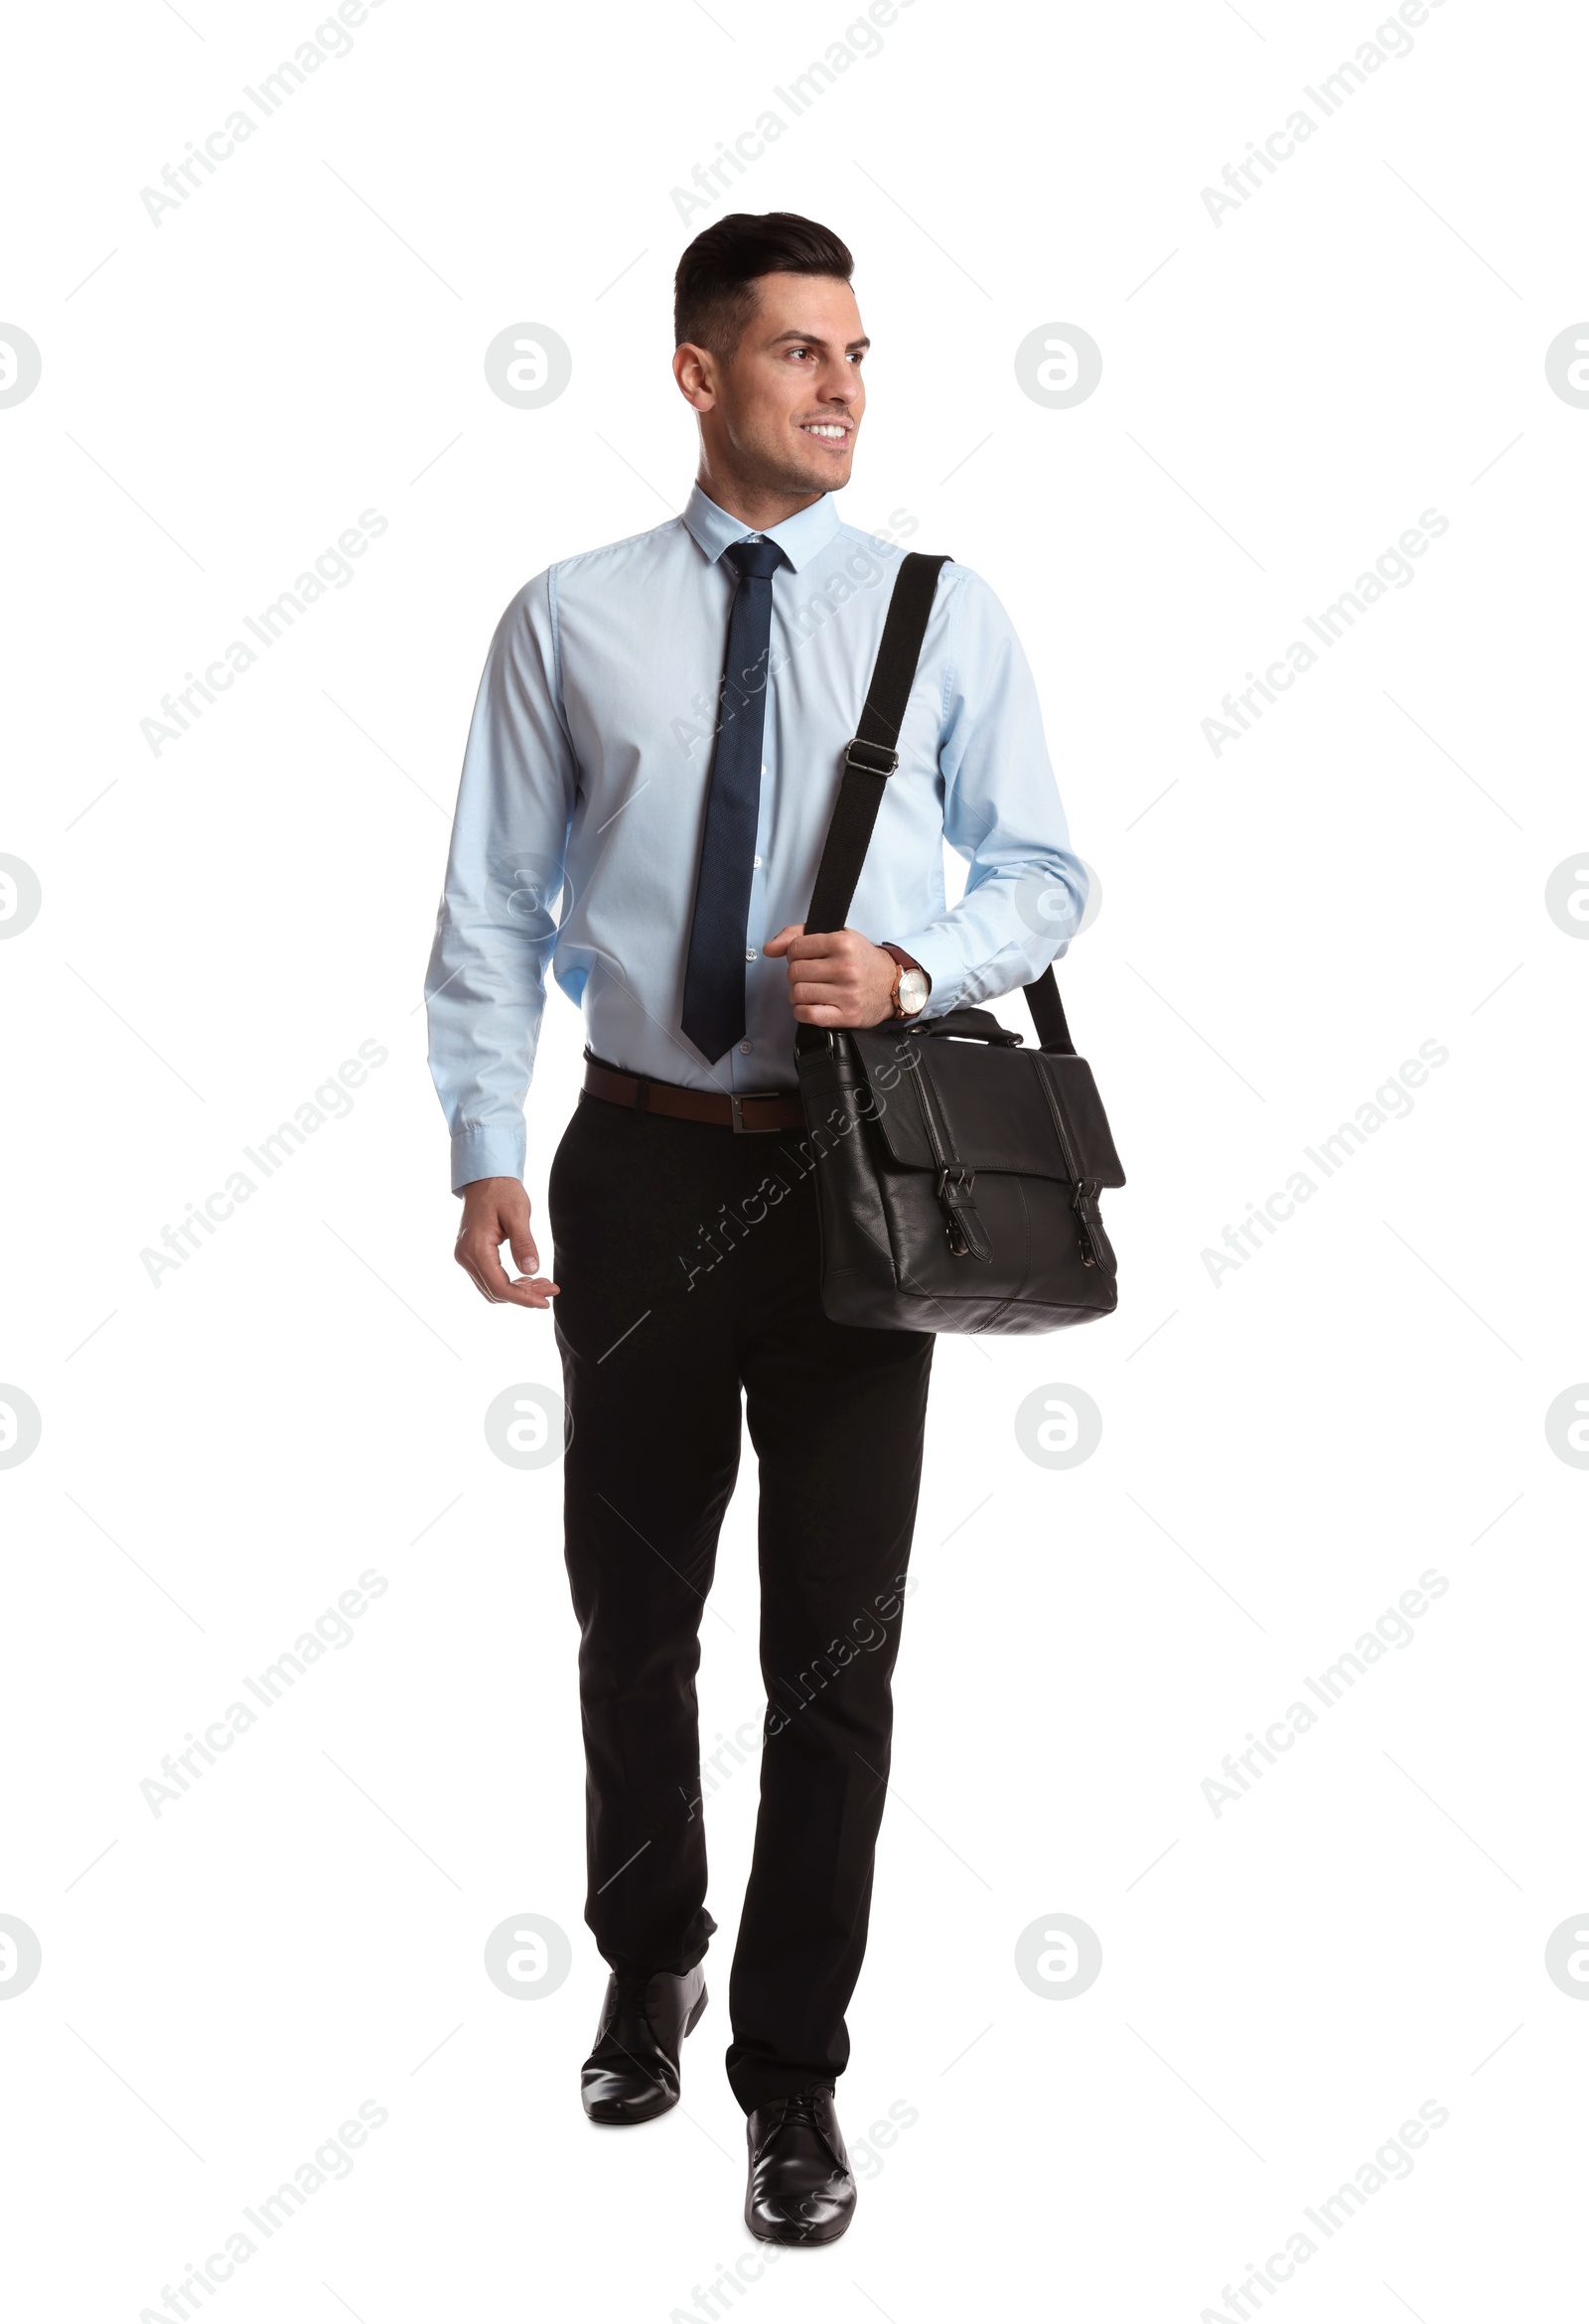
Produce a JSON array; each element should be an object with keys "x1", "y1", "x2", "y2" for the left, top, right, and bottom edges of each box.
[{"x1": 908, "y1": 1007, "x2": 1023, "y2": 1046}]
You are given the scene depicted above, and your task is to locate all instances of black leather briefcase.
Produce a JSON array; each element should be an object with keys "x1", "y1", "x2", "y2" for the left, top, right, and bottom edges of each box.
[{"x1": 794, "y1": 553, "x2": 1124, "y2": 1335}]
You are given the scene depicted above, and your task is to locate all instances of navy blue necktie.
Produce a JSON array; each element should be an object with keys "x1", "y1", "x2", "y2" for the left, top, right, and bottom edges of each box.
[{"x1": 681, "y1": 536, "x2": 789, "y2": 1065}]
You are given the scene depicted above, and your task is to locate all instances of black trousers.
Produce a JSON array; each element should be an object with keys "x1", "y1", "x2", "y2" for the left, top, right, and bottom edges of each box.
[{"x1": 547, "y1": 1089, "x2": 935, "y2": 2114}]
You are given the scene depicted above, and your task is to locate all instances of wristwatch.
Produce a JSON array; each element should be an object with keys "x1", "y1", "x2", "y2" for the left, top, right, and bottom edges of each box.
[{"x1": 881, "y1": 944, "x2": 931, "y2": 1020}]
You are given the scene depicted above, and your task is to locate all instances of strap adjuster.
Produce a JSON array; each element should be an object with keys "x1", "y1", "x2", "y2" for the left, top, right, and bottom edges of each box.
[{"x1": 844, "y1": 735, "x2": 900, "y2": 778}]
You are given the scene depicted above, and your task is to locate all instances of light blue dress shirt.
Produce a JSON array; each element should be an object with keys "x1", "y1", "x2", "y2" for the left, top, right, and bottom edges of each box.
[{"x1": 425, "y1": 484, "x2": 1087, "y2": 1193}]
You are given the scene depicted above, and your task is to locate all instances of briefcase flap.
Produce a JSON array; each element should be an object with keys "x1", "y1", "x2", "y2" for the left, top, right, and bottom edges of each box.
[{"x1": 847, "y1": 1029, "x2": 1125, "y2": 1187}]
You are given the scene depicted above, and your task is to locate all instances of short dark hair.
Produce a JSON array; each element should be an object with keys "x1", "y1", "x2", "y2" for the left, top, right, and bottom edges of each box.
[{"x1": 673, "y1": 212, "x2": 854, "y2": 361}]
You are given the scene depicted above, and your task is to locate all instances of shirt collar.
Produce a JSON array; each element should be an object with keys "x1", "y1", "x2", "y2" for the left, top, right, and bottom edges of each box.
[{"x1": 681, "y1": 483, "x2": 840, "y2": 575}]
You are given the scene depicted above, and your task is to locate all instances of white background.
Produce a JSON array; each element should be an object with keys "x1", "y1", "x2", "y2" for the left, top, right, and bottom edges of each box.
[{"x1": 3, "y1": 0, "x2": 1586, "y2": 2316}]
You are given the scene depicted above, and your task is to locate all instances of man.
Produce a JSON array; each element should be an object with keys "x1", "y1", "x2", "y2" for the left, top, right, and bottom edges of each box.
[{"x1": 425, "y1": 211, "x2": 1086, "y2": 2244}]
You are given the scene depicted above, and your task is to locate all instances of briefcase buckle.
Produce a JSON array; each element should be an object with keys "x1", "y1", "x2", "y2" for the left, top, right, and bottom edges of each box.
[{"x1": 843, "y1": 736, "x2": 900, "y2": 778}]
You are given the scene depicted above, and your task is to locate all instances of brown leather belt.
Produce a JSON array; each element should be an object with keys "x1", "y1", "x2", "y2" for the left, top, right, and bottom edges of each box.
[{"x1": 583, "y1": 1054, "x2": 805, "y2": 1133}]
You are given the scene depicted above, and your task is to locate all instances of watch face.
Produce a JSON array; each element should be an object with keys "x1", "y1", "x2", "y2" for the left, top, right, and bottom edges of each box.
[{"x1": 898, "y1": 969, "x2": 929, "y2": 1017}]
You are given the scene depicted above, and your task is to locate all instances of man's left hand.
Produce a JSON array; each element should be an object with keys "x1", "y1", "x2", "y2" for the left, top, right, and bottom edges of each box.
[{"x1": 764, "y1": 925, "x2": 899, "y2": 1027}]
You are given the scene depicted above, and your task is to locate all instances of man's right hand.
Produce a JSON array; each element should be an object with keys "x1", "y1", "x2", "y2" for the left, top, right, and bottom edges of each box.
[{"x1": 454, "y1": 1177, "x2": 559, "y2": 1309}]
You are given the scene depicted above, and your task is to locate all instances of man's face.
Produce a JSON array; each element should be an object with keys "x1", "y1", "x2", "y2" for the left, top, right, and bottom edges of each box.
[{"x1": 678, "y1": 271, "x2": 867, "y2": 496}]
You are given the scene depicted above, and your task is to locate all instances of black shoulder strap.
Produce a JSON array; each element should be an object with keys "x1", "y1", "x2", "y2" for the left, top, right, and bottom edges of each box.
[
  {"x1": 800, "y1": 551, "x2": 1076, "y2": 1057},
  {"x1": 801, "y1": 553, "x2": 950, "y2": 938}
]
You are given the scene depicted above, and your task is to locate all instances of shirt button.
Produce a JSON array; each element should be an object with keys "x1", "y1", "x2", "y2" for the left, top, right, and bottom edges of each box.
[
  {"x1": 745, "y1": 946, "x2": 757, "y2": 960},
  {"x1": 753, "y1": 854, "x2": 762, "y2": 868},
  {"x1": 740, "y1": 1041, "x2": 752, "y2": 1054}
]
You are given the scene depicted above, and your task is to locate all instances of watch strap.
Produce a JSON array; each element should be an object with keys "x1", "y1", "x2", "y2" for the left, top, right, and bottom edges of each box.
[{"x1": 881, "y1": 942, "x2": 927, "y2": 981}]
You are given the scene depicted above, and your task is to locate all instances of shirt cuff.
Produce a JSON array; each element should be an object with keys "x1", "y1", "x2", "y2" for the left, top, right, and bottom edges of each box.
[{"x1": 451, "y1": 1122, "x2": 526, "y2": 1195}]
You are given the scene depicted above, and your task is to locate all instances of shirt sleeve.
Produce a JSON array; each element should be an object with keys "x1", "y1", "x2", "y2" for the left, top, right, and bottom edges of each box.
[
  {"x1": 890, "y1": 565, "x2": 1088, "y2": 1018},
  {"x1": 424, "y1": 571, "x2": 577, "y2": 1193}
]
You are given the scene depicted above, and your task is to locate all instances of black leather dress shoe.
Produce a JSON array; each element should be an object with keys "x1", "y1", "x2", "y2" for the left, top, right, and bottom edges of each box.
[
  {"x1": 580, "y1": 1962, "x2": 707, "y2": 2124},
  {"x1": 744, "y1": 2084, "x2": 856, "y2": 2245}
]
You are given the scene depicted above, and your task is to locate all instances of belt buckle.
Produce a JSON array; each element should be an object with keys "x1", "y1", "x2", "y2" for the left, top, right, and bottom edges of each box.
[{"x1": 730, "y1": 1090, "x2": 782, "y2": 1133}]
